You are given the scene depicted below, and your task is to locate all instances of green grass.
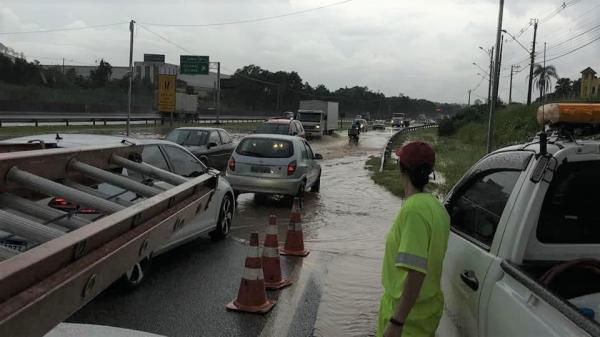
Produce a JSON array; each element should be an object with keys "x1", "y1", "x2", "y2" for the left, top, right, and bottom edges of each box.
[{"x1": 0, "y1": 122, "x2": 262, "y2": 140}]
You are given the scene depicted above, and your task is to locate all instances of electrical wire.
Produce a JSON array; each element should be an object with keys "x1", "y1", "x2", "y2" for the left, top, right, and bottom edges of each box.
[
  {"x1": 137, "y1": 24, "x2": 195, "y2": 54},
  {"x1": 0, "y1": 22, "x2": 128, "y2": 35},
  {"x1": 546, "y1": 33, "x2": 600, "y2": 62},
  {"x1": 139, "y1": 0, "x2": 355, "y2": 27}
]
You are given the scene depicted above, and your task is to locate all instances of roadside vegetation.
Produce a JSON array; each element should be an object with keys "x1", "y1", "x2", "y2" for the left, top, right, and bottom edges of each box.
[{"x1": 366, "y1": 103, "x2": 540, "y2": 198}]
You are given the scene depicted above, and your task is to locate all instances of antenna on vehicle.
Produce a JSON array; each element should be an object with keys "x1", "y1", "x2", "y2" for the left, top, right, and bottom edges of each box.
[{"x1": 539, "y1": 42, "x2": 548, "y2": 156}]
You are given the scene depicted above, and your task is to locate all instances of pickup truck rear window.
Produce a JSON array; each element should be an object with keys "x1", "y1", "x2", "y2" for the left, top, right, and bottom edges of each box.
[
  {"x1": 236, "y1": 138, "x2": 293, "y2": 158},
  {"x1": 537, "y1": 161, "x2": 600, "y2": 244}
]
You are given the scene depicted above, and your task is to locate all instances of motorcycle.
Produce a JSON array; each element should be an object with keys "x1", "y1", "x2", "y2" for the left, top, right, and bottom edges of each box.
[{"x1": 348, "y1": 127, "x2": 360, "y2": 144}]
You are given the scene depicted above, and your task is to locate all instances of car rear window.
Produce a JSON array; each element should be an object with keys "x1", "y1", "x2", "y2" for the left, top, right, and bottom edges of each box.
[
  {"x1": 255, "y1": 123, "x2": 290, "y2": 135},
  {"x1": 236, "y1": 138, "x2": 293, "y2": 158}
]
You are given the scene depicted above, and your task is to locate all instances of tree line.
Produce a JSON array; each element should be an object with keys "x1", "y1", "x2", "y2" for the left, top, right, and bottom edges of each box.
[{"x1": 223, "y1": 64, "x2": 462, "y2": 118}]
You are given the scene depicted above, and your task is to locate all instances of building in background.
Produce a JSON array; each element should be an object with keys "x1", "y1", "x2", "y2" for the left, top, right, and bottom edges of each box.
[{"x1": 580, "y1": 67, "x2": 600, "y2": 99}]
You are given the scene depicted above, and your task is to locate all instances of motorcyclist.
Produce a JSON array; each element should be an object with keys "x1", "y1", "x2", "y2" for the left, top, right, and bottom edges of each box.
[{"x1": 348, "y1": 121, "x2": 361, "y2": 143}]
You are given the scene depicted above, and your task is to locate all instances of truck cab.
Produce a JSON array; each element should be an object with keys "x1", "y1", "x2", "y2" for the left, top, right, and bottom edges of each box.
[
  {"x1": 440, "y1": 131, "x2": 600, "y2": 337},
  {"x1": 297, "y1": 109, "x2": 325, "y2": 137}
]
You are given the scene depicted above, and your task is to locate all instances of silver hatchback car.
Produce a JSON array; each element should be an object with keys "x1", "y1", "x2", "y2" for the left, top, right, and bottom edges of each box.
[{"x1": 225, "y1": 134, "x2": 322, "y2": 197}]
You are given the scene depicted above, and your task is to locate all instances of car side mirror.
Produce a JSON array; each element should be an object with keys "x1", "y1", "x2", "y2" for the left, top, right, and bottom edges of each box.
[
  {"x1": 314, "y1": 153, "x2": 323, "y2": 160},
  {"x1": 207, "y1": 142, "x2": 218, "y2": 149}
]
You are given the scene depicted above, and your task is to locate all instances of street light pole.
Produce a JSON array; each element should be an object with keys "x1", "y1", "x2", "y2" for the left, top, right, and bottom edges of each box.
[
  {"x1": 126, "y1": 19, "x2": 135, "y2": 137},
  {"x1": 487, "y1": 0, "x2": 504, "y2": 153}
]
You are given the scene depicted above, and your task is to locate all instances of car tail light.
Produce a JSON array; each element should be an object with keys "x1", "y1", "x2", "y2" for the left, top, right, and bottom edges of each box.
[
  {"x1": 228, "y1": 158, "x2": 236, "y2": 171},
  {"x1": 287, "y1": 160, "x2": 297, "y2": 176},
  {"x1": 49, "y1": 196, "x2": 99, "y2": 214}
]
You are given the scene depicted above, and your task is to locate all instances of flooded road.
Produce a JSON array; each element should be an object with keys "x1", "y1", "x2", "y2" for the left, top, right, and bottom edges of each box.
[{"x1": 231, "y1": 130, "x2": 402, "y2": 337}]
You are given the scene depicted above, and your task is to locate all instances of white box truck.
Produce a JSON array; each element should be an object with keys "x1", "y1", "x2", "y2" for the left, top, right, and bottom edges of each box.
[{"x1": 297, "y1": 100, "x2": 339, "y2": 137}]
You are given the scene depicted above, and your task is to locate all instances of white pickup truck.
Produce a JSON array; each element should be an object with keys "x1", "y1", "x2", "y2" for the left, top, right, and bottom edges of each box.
[{"x1": 440, "y1": 129, "x2": 600, "y2": 336}]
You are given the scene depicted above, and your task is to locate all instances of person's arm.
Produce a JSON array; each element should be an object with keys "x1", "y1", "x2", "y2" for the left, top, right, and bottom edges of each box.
[
  {"x1": 394, "y1": 269, "x2": 426, "y2": 321},
  {"x1": 384, "y1": 270, "x2": 426, "y2": 337}
]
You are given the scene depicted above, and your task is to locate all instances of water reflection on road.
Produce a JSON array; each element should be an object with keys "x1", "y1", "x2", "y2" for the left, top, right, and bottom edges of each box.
[{"x1": 231, "y1": 130, "x2": 402, "y2": 337}]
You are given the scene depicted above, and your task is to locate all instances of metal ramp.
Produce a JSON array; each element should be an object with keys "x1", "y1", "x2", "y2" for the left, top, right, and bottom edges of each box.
[{"x1": 0, "y1": 143, "x2": 218, "y2": 337}]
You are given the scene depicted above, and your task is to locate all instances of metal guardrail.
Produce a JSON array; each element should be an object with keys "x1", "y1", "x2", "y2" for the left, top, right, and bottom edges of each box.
[
  {"x1": 379, "y1": 123, "x2": 438, "y2": 172},
  {"x1": 0, "y1": 113, "x2": 271, "y2": 127}
]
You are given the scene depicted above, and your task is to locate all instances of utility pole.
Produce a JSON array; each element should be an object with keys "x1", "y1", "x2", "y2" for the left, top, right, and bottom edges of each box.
[
  {"x1": 216, "y1": 62, "x2": 221, "y2": 124},
  {"x1": 509, "y1": 65, "x2": 514, "y2": 104},
  {"x1": 62, "y1": 58, "x2": 65, "y2": 75},
  {"x1": 468, "y1": 90, "x2": 472, "y2": 107},
  {"x1": 527, "y1": 19, "x2": 538, "y2": 105},
  {"x1": 487, "y1": 0, "x2": 504, "y2": 154},
  {"x1": 126, "y1": 19, "x2": 135, "y2": 136},
  {"x1": 487, "y1": 47, "x2": 494, "y2": 106}
]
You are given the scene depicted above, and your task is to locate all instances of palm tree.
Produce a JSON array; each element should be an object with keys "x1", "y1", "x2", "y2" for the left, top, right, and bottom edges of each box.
[{"x1": 532, "y1": 64, "x2": 558, "y2": 101}]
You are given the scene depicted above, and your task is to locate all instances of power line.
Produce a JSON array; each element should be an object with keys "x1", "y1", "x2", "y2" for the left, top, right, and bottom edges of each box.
[
  {"x1": 0, "y1": 22, "x2": 128, "y2": 35},
  {"x1": 139, "y1": 0, "x2": 355, "y2": 27},
  {"x1": 137, "y1": 24, "x2": 195, "y2": 54},
  {"x1": 546, "y1": 33, "x2": 600, "y2": 62}
]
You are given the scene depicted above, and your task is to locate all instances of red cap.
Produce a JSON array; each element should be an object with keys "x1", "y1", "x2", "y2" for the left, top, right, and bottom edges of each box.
[{"x1": 395, "y1": 141, "x2": 435, "y2": 171}]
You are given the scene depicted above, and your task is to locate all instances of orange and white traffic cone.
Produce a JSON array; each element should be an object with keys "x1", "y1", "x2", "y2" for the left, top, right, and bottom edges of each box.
[
  {"x1": 226, "y1": 232, "x2": 276, "y2": 314},
  {"x1": 263, "y1": 215, "x2": 293, "y2": 290},
  {"x1": 280, "y1": 197, "x2": 310, "y2": 257}
]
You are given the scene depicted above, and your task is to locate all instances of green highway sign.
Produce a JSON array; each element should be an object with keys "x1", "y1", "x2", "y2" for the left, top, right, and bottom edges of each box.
[{"x1": 180, "y1": 55, "x2": 209, "y2": 75}]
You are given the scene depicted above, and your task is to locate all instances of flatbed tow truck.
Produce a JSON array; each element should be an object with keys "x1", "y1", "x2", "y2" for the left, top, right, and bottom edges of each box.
[{"x1": 0, "y1": 143, "x2": 217, "y2": 337}]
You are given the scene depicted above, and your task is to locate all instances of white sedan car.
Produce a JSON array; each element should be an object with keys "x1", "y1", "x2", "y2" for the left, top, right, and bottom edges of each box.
[{"x1": 3, "y1": 134, "x2": 235, "y2": 287}]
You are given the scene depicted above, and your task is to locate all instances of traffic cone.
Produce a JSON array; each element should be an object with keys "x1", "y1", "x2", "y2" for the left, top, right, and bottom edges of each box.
[
  {"x1": 263, "y1": 215, "x2": 293, "y2": 290},
  {"x1": 226, "y1": 232, "x2": 275, "y2": 314},
  {"x1": 280, "y1": 197, "x2": 310, "y2": 257}
]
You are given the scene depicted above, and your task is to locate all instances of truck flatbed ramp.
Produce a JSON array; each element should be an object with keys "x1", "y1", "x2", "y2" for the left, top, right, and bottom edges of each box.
[{"x1": 0, "y1": 144, "x2": 217, "y2": 337}]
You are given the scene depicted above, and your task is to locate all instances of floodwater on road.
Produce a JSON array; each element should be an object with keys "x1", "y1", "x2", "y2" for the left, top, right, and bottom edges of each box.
[{"x1": 231, "y1": 130, "x2": 403, "y2": 337}]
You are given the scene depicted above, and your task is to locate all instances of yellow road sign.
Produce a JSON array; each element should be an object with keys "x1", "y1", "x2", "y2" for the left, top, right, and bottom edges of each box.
[{"x1": 158, "y1": 74, "x2": 176, "y2": 112}]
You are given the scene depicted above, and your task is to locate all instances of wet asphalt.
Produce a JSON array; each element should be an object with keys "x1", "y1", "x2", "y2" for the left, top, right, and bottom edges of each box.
[{"x1": 68, "y1": 130, "x2": 401, "y2": 337}]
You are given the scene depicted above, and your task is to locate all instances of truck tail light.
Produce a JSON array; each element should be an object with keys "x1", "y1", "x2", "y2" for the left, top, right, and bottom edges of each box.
[
  {"x1": 228, "y1": 158, "x2": 236, "y2": 171},
  {"x1": 287, "y1": 160, "x2": 297, "y2": 176}
]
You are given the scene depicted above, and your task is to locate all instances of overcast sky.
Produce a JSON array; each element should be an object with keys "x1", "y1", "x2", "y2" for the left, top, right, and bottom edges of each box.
[{"x1": 1, "y1": 0, "x2": 599, "y2": 104}]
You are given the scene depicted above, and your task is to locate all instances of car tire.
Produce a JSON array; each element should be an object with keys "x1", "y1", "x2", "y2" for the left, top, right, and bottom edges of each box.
[
  {"x1": 311, "y1": 173, "x2": 321, "y2": 193},
  {"x1": 119, "y1": 257, "x2": 151, "y2": 289},
  {"x1": 210, "y1": 194, "x2": 234, "y2": 241}
]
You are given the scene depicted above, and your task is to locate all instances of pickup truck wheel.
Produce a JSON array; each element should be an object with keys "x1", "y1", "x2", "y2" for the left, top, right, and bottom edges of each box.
[
  {"x1": 210, "y1": 194, "x2": 234, "y2": 241},
  {"x1": 311, "y1": 173, "x2": 321, "y2": 193},
  {"x1": 120, "y1": 257, "x2": 151, "y2": 289}
]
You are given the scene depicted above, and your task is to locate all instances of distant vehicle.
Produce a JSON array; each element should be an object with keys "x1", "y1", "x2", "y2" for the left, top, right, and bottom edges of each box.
[
  {"x1": 225, "y1": 134, "x2": 322, "y2": 199},
  {"x1": 353, "y1": 118, "x2": 369, "y2": 132},
  {"x1": 166, "y1": 127, "x2": 235, "y2": 171},
  {"x1": 358, "y1": 112, "x2": 371, "y2": 120},
  {"x1": 255, "y1": 118, "x2": 305, "y2": 138},
  {"x1": 391, "y1": 113, "x2": 409, "y2": 127},
  {"x1": 372, "y1": 120, "x2": 386, "y2": 130},
  {"x1": 442, "y1": 104, "x2": 600, "y2": 337},
  {"x1": 2, "y1": 133, "x2": 235, "y2": 287},
  {"x1": 297, "y1": 100, "x2": 339, "y2": 137}
]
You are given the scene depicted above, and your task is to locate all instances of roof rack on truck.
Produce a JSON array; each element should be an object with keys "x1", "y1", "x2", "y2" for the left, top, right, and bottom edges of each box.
[{"x1": 0, "y1": 143, "x2": 218, "y2": 337}]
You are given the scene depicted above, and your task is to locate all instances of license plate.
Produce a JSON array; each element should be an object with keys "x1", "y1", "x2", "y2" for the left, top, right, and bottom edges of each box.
[{"x1": 251, "y1": 166, "x2": 271, "y2": 173}]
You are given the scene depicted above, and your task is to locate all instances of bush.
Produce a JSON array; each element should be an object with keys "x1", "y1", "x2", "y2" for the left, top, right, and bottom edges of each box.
[{"x1": 437, "y1": 117, "x2": 455, "y2": 136}]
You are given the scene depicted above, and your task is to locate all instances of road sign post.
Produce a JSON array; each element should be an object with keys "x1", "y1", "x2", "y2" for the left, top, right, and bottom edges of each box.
[
  {"x1": 180, "y1": 55, "x2": 209, "y2": 75},
  {"x1": 158, "y1": 74, "x2": 177, "y2": 126}
]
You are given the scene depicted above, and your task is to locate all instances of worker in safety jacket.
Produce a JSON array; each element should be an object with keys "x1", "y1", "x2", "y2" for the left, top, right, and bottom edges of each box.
[{"x1": 377, "y1": 141, "x2": 450, "y2": 337}]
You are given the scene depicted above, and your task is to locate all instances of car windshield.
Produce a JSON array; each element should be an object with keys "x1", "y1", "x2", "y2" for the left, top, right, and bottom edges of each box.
[
  {"x1": 255, "y1": 123, "x2": 289, "y2": 135},
  {"x1": 236, "y1": 138, "x2": 293, "y2": 158},
  {"x1": 166, "y1": 130, "x2": 210, "y2": 146},
  {"x1": 298, "y1": 113, "x2": 322, "y2": 122}
]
